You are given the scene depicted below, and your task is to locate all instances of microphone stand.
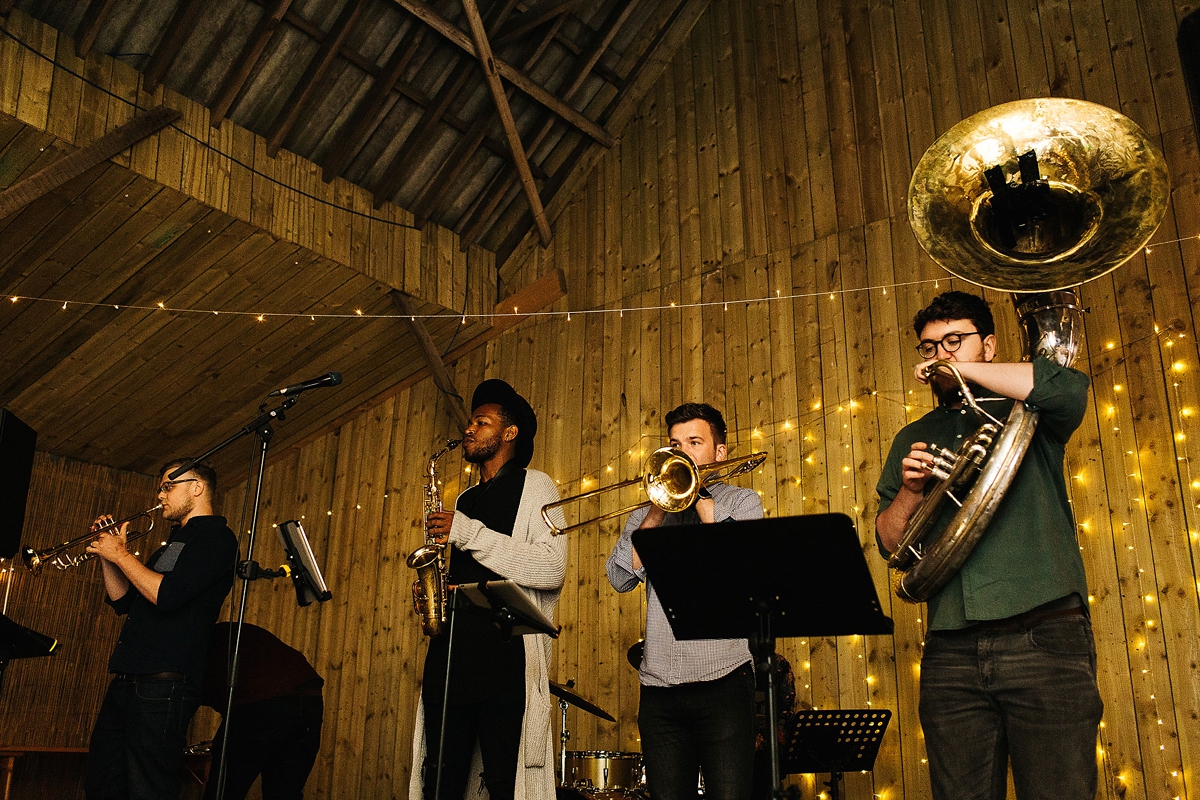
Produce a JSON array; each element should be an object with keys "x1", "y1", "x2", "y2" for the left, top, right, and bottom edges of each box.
[{"x1": 170, "y1": 395, "x2": 299, "y2": 799}]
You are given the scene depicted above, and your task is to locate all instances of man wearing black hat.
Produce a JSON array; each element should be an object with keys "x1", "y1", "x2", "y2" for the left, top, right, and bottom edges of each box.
[{"x1": 409, "y1": 379, "x2": 567, "y2": 800}]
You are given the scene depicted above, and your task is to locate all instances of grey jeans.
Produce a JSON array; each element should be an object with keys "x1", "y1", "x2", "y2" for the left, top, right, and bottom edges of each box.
[{"x1": 919, "y1": 614, "x2": 1104, "y2": 800}]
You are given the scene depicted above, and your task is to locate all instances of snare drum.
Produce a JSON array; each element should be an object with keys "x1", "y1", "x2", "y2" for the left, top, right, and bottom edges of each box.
[{"x1": 564, "y1": 750, "x2": 643, "y2": 792}]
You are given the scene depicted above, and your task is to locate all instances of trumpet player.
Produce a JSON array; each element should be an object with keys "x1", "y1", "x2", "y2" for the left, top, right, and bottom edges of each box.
[
  {"x1": 876, "y1": 291, "x2": 1100, "y2": 800},
  {"x1": 84, "y1": 461, "x2": 238, "y2": 800},
  {"x1": 606, "y1": 402, "x2": 762, "y2": 800},
  {"x1": 410, "y1": 379, "x2": 566, "y2": 800}
]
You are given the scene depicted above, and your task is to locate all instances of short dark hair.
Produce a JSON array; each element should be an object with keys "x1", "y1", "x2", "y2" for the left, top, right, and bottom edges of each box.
[
  {"x1": 913, "y1": 291, "x2": 995, "y2": 338},
  {"x1": 665, "y1": 402, "x2": 727, "y2": 445},
  {"x1": 159, "y1": 459, "x2": 217, "y2": 494}
]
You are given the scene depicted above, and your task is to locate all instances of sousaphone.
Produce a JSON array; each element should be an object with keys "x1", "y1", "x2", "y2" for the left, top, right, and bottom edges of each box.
[{"x1": 889, "y1": 98, "x2": 1169, "y2": 603}]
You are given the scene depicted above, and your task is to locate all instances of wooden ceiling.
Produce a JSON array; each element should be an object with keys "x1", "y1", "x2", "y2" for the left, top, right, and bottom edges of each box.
[
  {"x1": 0, "y1": 0, "x2": 705, "y2": 480},
  {"x1": 14, "y1": 0, "x2": 703, "y2": 262}
]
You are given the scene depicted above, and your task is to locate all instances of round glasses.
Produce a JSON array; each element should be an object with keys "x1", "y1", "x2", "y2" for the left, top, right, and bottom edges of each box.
[{"x1": 915, "y1": 331, "x2": 981, "y2": 360}]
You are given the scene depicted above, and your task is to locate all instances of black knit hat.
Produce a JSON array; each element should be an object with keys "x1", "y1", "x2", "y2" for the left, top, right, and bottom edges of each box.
[{"x1": 470, "y1": 379, "x2": 537, "y2": 468}]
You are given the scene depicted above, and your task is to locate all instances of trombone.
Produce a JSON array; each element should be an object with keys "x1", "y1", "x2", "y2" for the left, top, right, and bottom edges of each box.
[
  {"x1": 541, "y1": 447, "x2": 767, "y2": 535},
  {"x1": 21, "y1": 504, "x2": 163, "y2": 575}
]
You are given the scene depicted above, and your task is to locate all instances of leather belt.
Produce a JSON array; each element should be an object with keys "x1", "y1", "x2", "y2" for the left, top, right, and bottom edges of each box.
[
  {"x1": 952, "y1": 595, "x2": 1086, "y2": 634},
  {"x1": 113, "y1": 671, "x2": 186, "y2": 682}
]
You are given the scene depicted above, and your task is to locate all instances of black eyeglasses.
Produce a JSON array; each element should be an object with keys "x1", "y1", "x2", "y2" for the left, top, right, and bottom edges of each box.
[
  {"x1": 916, "y1": 331, "x2": 981, "y2": 359},
  {"x1": 157, "y1": 478, "x2": 198, "y2": 494}
]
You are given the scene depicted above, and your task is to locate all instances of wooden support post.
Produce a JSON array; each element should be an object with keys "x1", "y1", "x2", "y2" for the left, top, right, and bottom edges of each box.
[
  {"x1": 389, "y1": 290, "x2": 470, "y2": 430},
  {"x1": 460, "y1": 0, "x2": 551, "y2": 245},
  {"x1": 0, "y1": 105, "x2": 181, "y2": 219}
]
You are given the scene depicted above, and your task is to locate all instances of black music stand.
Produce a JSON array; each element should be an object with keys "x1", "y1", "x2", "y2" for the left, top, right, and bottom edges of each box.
[
  {"x1": 433, "y1": 581, "x2": 558, "y2": 800},
  {"x1": 0, "y1": 613, "x2": 58, "y2": 690},
  {"x1": 632, "y1": 513, "x2": 893, "y2": 800},
  {"x1": 784, "y1": 709, "x2": 891, "y2": 800}
]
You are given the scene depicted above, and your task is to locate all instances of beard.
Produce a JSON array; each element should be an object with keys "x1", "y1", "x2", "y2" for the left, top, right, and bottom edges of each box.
[
  {"x1": 931, "y1": 374, "x2": 963, "y2": 406},
  {"x1": 463, "y1": 430, "x2": 503, "y2": 464}
]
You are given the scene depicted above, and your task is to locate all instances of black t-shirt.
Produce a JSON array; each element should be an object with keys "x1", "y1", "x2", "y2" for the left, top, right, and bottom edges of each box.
[
  {"x1": 423, "y1": 465, "x2": 527, "y2": 706},
  {"x1": 106, "y1": 515, "x2": 239, "y2": 687}
]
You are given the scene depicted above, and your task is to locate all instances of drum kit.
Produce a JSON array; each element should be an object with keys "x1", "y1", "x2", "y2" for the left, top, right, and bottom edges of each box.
[{"x1": 550, "y1": 679, "x2": 648, "y2": 800}]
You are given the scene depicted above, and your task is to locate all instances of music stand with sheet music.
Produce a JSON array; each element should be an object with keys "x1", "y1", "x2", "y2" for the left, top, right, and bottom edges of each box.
[
  {"x1": 432, "y1": 580, "x2": 559, "y2": 800},
  {"x1": 632, "y1": 513, "x2": 893, "y2": 800}
]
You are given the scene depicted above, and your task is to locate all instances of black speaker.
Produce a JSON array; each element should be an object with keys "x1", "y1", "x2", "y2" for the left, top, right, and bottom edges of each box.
[
  {"x1": 0, "y1": 409, "x2": 37, "y2": 560},
  {"x1": 1181, "y1": 10, "x2": 1200, "y2": 137}
]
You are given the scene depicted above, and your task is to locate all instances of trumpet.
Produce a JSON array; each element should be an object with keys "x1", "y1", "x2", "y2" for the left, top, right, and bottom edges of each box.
[
  {"x1": 21, "y1": 504, "x2": 163, "y2": 575},
  {"x1": 541, "y1": 447, "x2": 768, "y2": 535}
]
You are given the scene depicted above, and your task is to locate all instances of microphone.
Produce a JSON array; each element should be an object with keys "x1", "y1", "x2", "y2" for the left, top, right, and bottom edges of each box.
[{"x1": 267, "y1": 371, "x2": 343, "y2": 397}]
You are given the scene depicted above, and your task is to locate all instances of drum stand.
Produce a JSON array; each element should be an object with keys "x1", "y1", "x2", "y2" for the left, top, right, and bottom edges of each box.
[{"x1": 548, "y1": 678, "x2": 615, "y2": 786}]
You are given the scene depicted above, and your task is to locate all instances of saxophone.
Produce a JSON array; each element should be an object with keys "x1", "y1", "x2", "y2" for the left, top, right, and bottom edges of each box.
[{"x1": 407, "y1": 438, "x2": 463, "y2": 636}]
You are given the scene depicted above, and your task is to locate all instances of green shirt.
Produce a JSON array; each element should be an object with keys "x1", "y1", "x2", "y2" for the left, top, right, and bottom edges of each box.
[{"x1": 876, "y1": 358, "x2": 1091, "y2": 630}]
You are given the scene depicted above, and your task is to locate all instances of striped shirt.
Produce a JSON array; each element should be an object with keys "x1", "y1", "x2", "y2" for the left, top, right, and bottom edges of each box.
[{"x1": 606, "y1": 482, "x2": 764, "y2": 687}]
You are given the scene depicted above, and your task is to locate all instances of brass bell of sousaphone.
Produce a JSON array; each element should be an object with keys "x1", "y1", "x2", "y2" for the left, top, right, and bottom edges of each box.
[{"x1": 890, "y1": 98, "x2": 1169, "y2": 603}]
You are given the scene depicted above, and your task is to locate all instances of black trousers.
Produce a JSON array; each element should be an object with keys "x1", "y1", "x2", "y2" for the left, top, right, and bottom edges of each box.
[
  {"x1": 422, "y1": 674, "x2": 526, "y2": 800},
  {"x1": 203, "y1": 694, "x2": 324, "y2": 800}
]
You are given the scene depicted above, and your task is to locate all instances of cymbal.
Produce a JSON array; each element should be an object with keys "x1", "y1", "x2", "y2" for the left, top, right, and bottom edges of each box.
[{"x1": 549, "y1": 680, "x2": 615, "y2": 722}]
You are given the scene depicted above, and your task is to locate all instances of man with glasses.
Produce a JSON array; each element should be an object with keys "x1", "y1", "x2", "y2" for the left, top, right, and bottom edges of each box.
[
  {"x1": 876, "y1": 291, "x2": 1101, "y2": 800},
  {"x1": 84, "y1": 461, "x2": 238, "y2": 800}
]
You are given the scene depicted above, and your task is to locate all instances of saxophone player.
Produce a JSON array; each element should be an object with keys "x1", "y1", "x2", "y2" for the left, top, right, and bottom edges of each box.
[
  {"x1": 876, "y1": 291, "x2": 1101, "y2": 800},
  {"x1": 409, "y1": 379, "x2": 566, "y2": 800}
]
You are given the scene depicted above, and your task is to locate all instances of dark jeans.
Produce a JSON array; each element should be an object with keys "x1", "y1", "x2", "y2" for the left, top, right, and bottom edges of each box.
[
  {"x1": 638, "y1": 663, "x2": 755, "y2": 800},
  {"x1": 422, "y1": 674, "x2": 526, "y2": 800},
  {"x1": 202, "y1": 694, "x2": 324, "y2": 800},
  {"x1": 86, "y1": 676, "x2": 200, "y2": 800},
  {"x1": 920, "y1": 615, "x2": 1104, "y2": 800}
]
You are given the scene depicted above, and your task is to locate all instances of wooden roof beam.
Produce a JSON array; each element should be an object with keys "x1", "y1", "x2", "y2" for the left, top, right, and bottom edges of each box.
[
  {"x1": 265, "y1": 0, "x2": 368, "y2": 157},
  {"x1": 209, "y1": 0, "x2": 295, "y2": 129},
  {"x1": 461, "y1": 0, "x2": 550, "y2": 245},
  {"x1": 74, "y1": 0, "x2": 119, "y2": 57},
  {"x1": 142, "y1": 0, "x2": 206, "y2": 92},
  {"x1": 458, "y1": 0, "x2": 638, "y2": 246},
  {"x1": 371, "y1": 0, "x2": 519, "y2": 207},
  {"x1": 492, "y1": 0, "x2": 578, "y2": 46},
  {"x1": 389, "y1": 290, "x2": 470, "y2": 430},
  {"x1": 321, "y1": 24, "x2": 428, "y2": 183},
  {"x1": 371, "y1": 59, "x2": 478, "y2": 208},
  {"x1": 0, "y1": 105, "x2": 180, "y2": 219},
  {"x1": 412, "y1": 118, "x2": 488, "y2": 228},
  {"x1": 390, "y1": 0, "x2": 614, "y2": 147}
]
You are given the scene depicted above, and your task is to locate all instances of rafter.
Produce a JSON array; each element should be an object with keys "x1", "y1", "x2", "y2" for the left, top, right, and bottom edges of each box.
[
  {"x1": 371, "y1": 0, "x2": 518, "y2": 208},
  {"x1": 389, "y1": 291, "x2": 470, "y2": 429},
  {"x1": 74, "y1": 0, "x2": 118, "y2": 57},
  {"x1": 390, "y1": 0, "x2": 614, "y2": 148},
  {"x1": 412, "y1": 118, "x2": 488, "y2": 228},
  {"x1": 321, "y1": 24, "x2": 428, "y2": 183},
  {"x1": 459, "y1": 0, "x2": 640, "y2": 246},
  {"x1": 142, "y1": 0, "x2": 206, "y2": 92},
  {"x1": 461, "y1": 0, "x2": 550, "y2": 244},
  {"x1": 492, "y1": 0, "x2": 578, "y2": 46},
  {"x1": 209, "y1": 0, "x2": 295, "y2": 129},
  {"x1": 0, "y1": 106, "x2": 180, "y2": 219},
  {"x1": 265, "y1": 0, "x2": 368, "y2": 157}
]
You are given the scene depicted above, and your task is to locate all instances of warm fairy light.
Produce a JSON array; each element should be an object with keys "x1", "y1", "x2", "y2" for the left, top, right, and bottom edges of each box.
[
  {"x1": 257, "y1": 315, "x2": 265, "y2": 322},
  {"x1": 157, "y1": 301, "x2": 165, "y2": 308},
  {"x1": 1173, "y1": 361, "x2": 1187, "y2": 372},
  {"x1": 1183, "y1": 408, "x2": 1195, "y2": 417},
  {"x1": 1114, "y1": 384, "x2": 1123, "y2": 392},
  {"x1": 355, "y1": 309, "x2": 363, "y2": 315},
  {"x1": 812, "y1": 401, "x2": 821, "y2": 411},
  {"x1": 1176, "y1": 433, "x2": 1186, "y2": 442},
  {"x1": 1106, "y1": 342, "x2": 1115, "y2": 350},
  {"x1": 9, "y1": 297, "x2": 15, "y2": 302}
]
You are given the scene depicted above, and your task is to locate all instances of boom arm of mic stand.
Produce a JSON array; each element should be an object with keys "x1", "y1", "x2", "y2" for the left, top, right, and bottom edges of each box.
[{"x1": 168, "y1": 396, "x2": 299, "y2": 479}]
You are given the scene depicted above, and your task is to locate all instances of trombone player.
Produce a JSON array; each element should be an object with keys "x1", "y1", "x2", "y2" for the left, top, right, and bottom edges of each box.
[
  {"x1": 606, "y1": 402, "x2": 762, "y2": 800},
  {"x1": 83, "y1": 461, "x2": 238, "y2": 800}
]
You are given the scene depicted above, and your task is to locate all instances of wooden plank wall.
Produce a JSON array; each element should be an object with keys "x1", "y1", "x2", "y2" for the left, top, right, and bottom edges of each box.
[{"x1": 492, "y1": 0, "x2": 1200, "y2": 799}]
